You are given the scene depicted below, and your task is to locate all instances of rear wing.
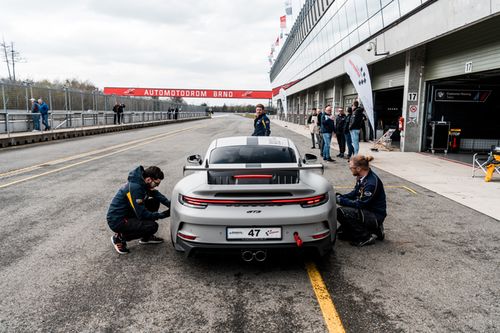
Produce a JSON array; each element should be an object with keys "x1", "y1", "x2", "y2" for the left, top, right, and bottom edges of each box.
[{"x1": 183, "y1": 164, "x2": 324, "y2": 177}]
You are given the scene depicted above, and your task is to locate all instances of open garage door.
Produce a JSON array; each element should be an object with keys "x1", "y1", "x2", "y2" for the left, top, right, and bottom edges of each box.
[{"x1": 425, "y1": 69, "x2": 500, "y2": 153}]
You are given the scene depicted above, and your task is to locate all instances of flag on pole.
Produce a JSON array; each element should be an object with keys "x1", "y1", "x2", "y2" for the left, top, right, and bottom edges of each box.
[
  {"x1": 285, "y1": 0, "x2": 292, "y2": 15},
  {"x1": 280, "y1": 15, "x2": 286, "y2": 29},
  {"x1": 344, "y1": 54, "x2": 375, "y2": 132}
]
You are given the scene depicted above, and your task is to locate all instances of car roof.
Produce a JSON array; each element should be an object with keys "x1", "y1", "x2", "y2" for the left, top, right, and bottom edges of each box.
[{"x1": 215, "y1": 136, "x2": 291, "y2": 148}]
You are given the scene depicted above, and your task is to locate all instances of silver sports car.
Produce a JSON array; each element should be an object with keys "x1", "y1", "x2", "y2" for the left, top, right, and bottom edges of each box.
[{"x1": 170, "y1": 136, "x2": 336, "y2": 260}]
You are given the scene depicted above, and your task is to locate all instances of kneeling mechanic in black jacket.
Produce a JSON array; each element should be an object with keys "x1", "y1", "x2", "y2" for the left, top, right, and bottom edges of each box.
[
  {"x1": 107, "y1": 166, "x2": 171, "y2": 254},
  {"x1": 336, "y1": 155, "x2": 386, "y2": 247}
]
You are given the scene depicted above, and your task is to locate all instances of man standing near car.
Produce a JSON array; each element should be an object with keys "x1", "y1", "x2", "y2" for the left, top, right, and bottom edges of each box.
[
  {"x1": 349, "y1": 100, "x2": 365, "y2": 155},
  {"x1": 107, "y1": 166, "x2": 171, "y2": 254},
  {"x1": 336, "y1": 155, "x2": 386, "y2": 247},
  {"x1": 335, "y1": 107, "x2": 347, "y2": 158},
  {"x1": 320, "y1": 106, "x2": 335, "y2": 162},
  {"x1": 252, "y1": 103, "x2": 271, "y2": 136}
]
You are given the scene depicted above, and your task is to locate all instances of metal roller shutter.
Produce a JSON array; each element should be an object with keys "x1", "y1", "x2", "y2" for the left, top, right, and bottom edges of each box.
[
  {"x1": 425, "y1": 14, "x2": 500, "y2": 81},
  {"x1": 371, "y1": 53, "x2": 406, "y2": 90}
]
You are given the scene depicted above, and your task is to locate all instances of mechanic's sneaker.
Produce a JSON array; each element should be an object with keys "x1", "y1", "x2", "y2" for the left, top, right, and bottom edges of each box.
[
  {"x1": 111, "y1": 234, "x2": 129, "y2": 254},
  {"x1": 350, "y1": 234, "x2": 377, "y2": 247},
  {"x1": 336, "y1": 226, "x2": 350, "y2": 241},
  {"x1": 139, "y1": 235, "x2": 164, "y2": 244},
  {"x1": 375, "y1": 225, "x2": 385, "y2": 241}
]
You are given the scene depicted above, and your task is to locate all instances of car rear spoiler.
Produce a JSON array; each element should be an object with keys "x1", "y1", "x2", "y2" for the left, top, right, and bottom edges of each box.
[{"x1": 183, "y1": 164, "x2": 324, "y2": 176}]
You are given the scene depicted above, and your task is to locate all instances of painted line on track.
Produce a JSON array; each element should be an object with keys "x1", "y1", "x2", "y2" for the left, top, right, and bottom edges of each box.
[
  {"x1": 0, "y1": 127, "x2": 199, "y2": 179},
  {"x1": 335, "y1": 185, "x2": 418, "y2": 194},
  {"x1": 0, "y1": 125, "x2": 205, "y2": 189},
  {"x1": 305, "y1": 262, "x2": 346, "y2": 333}
]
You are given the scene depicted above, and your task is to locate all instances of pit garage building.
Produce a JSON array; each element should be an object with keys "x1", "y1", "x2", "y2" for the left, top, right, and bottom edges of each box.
[{"x1": 270, "y1": 0, "x2": 500, "y2": 153}]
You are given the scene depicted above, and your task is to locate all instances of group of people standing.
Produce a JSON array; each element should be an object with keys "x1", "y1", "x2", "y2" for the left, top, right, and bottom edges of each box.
[
  {"x1": 112, "y1": 103, "x2": 126, "y2": 125},
  {"x1": 307, "y1": 101, "x2": 366, "y2": 162},
  {"x1": 30, "y1": 98, "x2": 51, "y2": 131}
]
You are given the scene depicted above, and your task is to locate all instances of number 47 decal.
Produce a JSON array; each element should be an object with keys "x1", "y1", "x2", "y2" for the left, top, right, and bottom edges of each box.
[{"x1": 248, "y1": 229, "x2": 260, "y2": 237}]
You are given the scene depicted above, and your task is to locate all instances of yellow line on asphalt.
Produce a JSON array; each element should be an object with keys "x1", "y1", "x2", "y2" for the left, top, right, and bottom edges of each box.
[
  {"x1": 305, "y1": 262, "x2": 346, "y2": 333},
  {"x1": 0, "y1": 128, "x2": 197, "y2": 178},
  {"x1": 401, "y1": 185, "x2": 418, "y2": 194},
  {"x1": 0, "y1": 125, "x2": 204, "y2": 189},
  {"x1": 335, "y1": 185, "x2": 417, "y2": 194}
]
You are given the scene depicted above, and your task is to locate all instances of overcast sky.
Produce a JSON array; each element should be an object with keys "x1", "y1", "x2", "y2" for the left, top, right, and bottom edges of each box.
[{"x1": 1, "y1": 0, "x2": 298, "y2": 105}]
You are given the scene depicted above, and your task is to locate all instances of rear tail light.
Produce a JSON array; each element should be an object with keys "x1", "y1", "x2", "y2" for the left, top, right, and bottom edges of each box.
[
  {"x1": 177, "y1": 231, "x2": 197, "y2": 241},
  {"x1": 179, "y1": 194, "x2": 208, "y2": 209},
  {"x1": 233, "y1": 174, "x2": 273, "y2": 179},
  {"x1": 179, "y1": 193, "x2": 328, "y2": 208},
  {"x1": 299, "y1": 193, "x2": 329, "y2": 208},
  {"x1": 311, "y1": 230, "x2": 330, "y2": 239}
]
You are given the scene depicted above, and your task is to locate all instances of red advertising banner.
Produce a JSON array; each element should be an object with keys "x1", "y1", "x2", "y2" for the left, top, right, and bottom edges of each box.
[{"x1": 103, "y1": 87, "x2": 272, "y2": 99}]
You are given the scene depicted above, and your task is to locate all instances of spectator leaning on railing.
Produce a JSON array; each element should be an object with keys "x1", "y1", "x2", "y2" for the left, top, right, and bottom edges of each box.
[{"x1": 37, "y1": 98, "x2": 51, "y2": 131}]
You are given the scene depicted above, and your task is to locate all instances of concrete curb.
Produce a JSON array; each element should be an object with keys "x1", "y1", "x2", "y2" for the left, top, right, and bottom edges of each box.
[{"x1": 0, "y1": 116, "x2": 210, "y2": 148}]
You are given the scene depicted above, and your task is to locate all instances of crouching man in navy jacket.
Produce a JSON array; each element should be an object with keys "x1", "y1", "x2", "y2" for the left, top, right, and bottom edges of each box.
[
  {"x1": 107, "y1": 166, "x2": 171, "y2": 254},
  {"x1": 336, "y1": 155, "x2": 387, "y2": 247}
]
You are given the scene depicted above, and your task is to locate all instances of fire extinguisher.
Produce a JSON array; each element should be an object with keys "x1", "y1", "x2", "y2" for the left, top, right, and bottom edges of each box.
[{"x1": 398, "y1": 117, "x2": 404, "y2": 131}]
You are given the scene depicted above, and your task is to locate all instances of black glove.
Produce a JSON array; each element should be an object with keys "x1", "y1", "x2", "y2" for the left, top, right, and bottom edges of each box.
[{"x1": 158, "y1": 209, "x2": 170, "y2": 219}]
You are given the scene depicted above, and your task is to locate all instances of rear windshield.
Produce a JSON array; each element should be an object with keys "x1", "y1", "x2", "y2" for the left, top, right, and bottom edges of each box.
[{"x1": 210, "y1": 145, "x2": 297, "y2": 164}]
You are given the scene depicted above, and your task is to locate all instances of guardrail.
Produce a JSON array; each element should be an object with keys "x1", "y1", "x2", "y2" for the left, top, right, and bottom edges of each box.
[{"x1": 0, "y1": 110, "x2": 207, "y2": 135}]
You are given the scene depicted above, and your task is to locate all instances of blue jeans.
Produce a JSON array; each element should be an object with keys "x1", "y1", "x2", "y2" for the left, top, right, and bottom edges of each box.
[
  {"x1": 32, "y1": 113, "x2": 40, "y2": 131},
  {"x1": 345, "y1": 132, "x2": 354, "y2": 157},
  {"x1": 322, "y1": 132, "x2": 332, "y2": 159},
  {"x1": 41, "y1": 113, "x2": 50, "y2": 130},
  {"x1": 350, "y1": 129, "x2": 360, "y2": 155}
]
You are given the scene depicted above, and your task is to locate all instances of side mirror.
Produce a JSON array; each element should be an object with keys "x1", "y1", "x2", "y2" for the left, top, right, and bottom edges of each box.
[
  {"x1": 187, "y1": 154, "x2": 203, "y2": 165},
  {"x1": 303, "y1": 153, "x2": 317, "y2": 164}
]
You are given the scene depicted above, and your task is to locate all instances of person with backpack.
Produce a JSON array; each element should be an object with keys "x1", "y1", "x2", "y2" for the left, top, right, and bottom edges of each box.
[
  {"x1": 30, "y1": 98, "x2": 40, "y2": 131},
  {"x1": 38, "y1": 98, "x2": 50, "y2": 131}
]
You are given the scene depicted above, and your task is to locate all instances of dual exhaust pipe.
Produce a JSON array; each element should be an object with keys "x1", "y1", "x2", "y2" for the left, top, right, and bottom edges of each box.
[{"x1": 241, "y1": 250, "x2": 267, "y2": 262}]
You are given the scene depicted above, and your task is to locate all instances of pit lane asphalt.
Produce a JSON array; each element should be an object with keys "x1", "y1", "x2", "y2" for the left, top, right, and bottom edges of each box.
[{"x1": 0, "y1": 114, "x2": 498, "y2": 332}]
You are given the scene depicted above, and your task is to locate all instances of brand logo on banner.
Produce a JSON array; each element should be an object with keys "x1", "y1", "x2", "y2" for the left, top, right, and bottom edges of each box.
[
  {"x1": 103, "y1": 87, "x2": 273, "y2": 99},
  {"x1": 344, "y1": 54, "x2": 374, "y2": 131}
]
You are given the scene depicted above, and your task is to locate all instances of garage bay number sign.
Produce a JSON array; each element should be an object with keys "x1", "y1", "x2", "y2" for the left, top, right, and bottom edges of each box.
[{"x1": 435, "y1": 89, "x2": 491, "y2": 103}]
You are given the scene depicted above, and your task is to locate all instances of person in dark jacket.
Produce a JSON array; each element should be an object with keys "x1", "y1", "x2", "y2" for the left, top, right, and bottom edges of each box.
[
  {"x1": 113, "y1": 103, "x2": 125, "y2": 124},
  {"x1": 317, "y1": 108, "x2": 325, "y2": 155},
  {"x1": 344, "y1": 107, "x2": 355, "y2": 159},
  {"x1": 30, "y1": 98, "x2": 40, "y2": 131},
  {"x1": 336, "y1": 155, "x2": 386, "y2": 247},
  {"x1": 320, "y1": 106, "x2": 335, "y2": 162},
  {"x1": 335, "y1": 108, "x2": 347, "y2": 158},
  {"x1": 349, "y1": 101, "x2": 365, "y2": 155},
  {"x1": 252, "y1": 103, "x2": 271, "y2": 136},
  {"x1": 38, "y1": 98, "x2": 50, "y2": 131},
  {"x1": 107, "y1": 166, "x2": 171, "y2": 254}
]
